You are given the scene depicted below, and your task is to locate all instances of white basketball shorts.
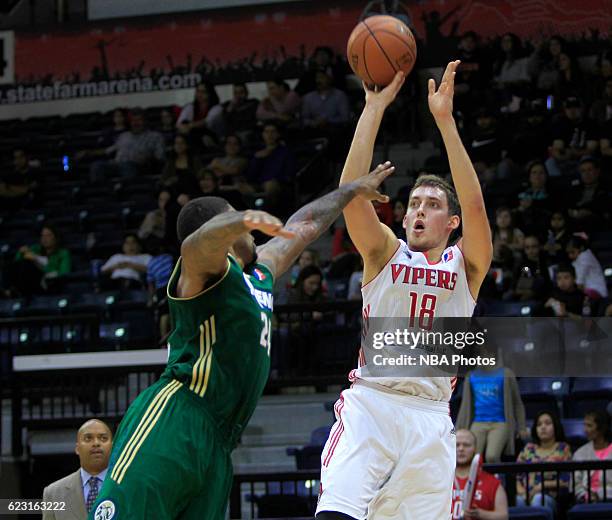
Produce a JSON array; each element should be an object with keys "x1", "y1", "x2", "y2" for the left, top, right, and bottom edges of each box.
[{"x1": 316, "y1": 381, "x2": 455, "y2": 520}]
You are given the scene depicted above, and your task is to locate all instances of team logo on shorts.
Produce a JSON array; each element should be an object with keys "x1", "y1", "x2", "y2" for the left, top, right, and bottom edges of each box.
[{"x1": 94, "y1": 500, "x2": 116, "y2": 520}]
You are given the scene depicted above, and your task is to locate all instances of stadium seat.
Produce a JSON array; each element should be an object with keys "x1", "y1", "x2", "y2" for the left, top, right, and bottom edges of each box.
[
  {"x1": 286, "y1": 425, "x2": 331, "y2": 470},
  {"x1": 565, "y1": 378, "x2": 612, "y2": 418},
  {"x1": 16, "y1": 295, "x2": 71, "y2": 317},
  {"x1": 0, "y1": 299, "x2": 24, "y2": 318},
  {"x1": 509, "y1": 506, "x2": 554, "y2": 519},
  {"x1": 562, "y1": 418, "x2": 587, "y2": 451},
  {"x1": 567, "y1": 502, "x2": 612, "y2": 519},
  {"x1": 519, "y1": 377, "x2": 569, "y2": 419}
]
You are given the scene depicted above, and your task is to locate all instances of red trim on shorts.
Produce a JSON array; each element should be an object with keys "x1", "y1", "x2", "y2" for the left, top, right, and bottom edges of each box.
[{"x1": 323, "y1": 396, "x2": 345, "y2": 467}]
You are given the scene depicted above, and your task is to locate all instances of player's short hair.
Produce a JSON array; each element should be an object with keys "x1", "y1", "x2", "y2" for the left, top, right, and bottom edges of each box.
[
  {"x1": 409, "y1": 174, "x2": 461, "y2": 218},
  {"x1": 177, "y1": 196, "x2": 231, "y2": 243}
]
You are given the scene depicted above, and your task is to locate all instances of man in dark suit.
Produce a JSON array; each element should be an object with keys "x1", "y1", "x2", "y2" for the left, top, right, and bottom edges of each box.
[{"x1": 42, "y1": 419, "x2": 112, "y2": 520}]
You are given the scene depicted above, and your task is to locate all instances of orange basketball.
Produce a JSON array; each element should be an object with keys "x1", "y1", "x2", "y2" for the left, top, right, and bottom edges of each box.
[{"x1": 346, "y1": 15, "x2": 417, "y2": 87}]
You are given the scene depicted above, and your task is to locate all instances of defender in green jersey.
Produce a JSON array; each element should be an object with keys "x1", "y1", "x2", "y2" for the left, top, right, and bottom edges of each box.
[{"x1": 89, "y1": 164, "x2": 395, "y2": 520}]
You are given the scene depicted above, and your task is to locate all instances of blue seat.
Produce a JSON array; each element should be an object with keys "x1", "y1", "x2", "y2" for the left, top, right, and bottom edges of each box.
[
  {"x1": 509, "y1": 506, "x2": 553, "y2": 519},
  {"x1": 563, "y1": 418, "x2": 587, "y2": 451},
  {"x1": 566, "y1": 378, "x2": 612, "y2": 418},
  {"x1": 72, "y1": 292, "x2": 118, "y2": 314},
  {"x1": 484, "y1": 301, "x2": 537, "y2": 317},
  {"x1": 0, "y1": 299, "x2": 24, "y2": 317},
  {"x1": 99, "y1": 322, "x2": 130, "y2": 347},
  {"x1": 286, "y1": 425, "x2": 332, "y2": 470},
  {"x1": 568, "y1": 502, "x2": 612, "y2": 519},
  {"x1": 16, "y1": 295, "x2": 71, "y2": 317}
]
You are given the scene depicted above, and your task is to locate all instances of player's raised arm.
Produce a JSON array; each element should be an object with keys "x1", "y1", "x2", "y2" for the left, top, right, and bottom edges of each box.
[
  {"x1": 180, "y1": 208, "x2": 294, "y2": 296},
  {"x1": 339, "y1": 72, "x2": 405, "y2": 265},
  {"x1": 428, "y1": 60, "x2": 493, "y2": 297},
  {"x1": 257, "y1": 163, "x2": 394, "y2": 279}
]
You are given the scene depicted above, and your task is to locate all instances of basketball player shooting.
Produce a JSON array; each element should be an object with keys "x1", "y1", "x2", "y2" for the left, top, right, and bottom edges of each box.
[{"x1": 316, "y1": 61, "x2": 492, "y2": 519}]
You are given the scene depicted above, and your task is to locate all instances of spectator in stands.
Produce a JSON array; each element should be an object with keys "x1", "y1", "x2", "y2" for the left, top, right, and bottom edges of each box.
[
  {"x1": 544, "y1": 211, "x2": 570, "y2": 265},
  {"x1": 511, "y1": 236, "x2": 552, "y2": 302},
  {"x1": 244, "y1": 123, "x2": 296, "y2": 209},
  {"x1": 176, "y1": 82, "x2": 224, "y2": 147},
  {"x1": 289, "y1": 249, "x2": 319, "y2": 287},
  {"x1": 493, "y1": 32, "x2": 529, "y2": 101},
  {"x1": 301, "y1": 69, "x2": 350, "y2": 131},
  {"x1": 256, "y1": 78, "x2": 301, "y2": 125},
  {"x1": 545, "y1": 138, "x2": 575, "y2": 178},
  {"x1": 42, "y1": 419, "x2": 112, "y2": 520},
  {"x1": 516, "y1": 411, "x2": 572, "y2": 518},
  {"x1": 456, "y1": 367, "x2": 528, "y2": 462},
  {"x1": 452, "y1": 429, "x2": 509, "y2": 520},
  {"x1": 529, "y1": 35, "x2": 566, "y2": 93},
  {"x1": 573, "y1": 410, "x2": 612, "y2": 503},
  {"x1": 467, "y1": 106, "x2": 503, "y2": 174},
  {"x1": 505, "y1": 99, "x2": 551, "y2": 169},
  {"x1": 287, "y1": 265, "x2": 328, "y2": 321},
  {"x1": 138, "y1": 189, "x2": 171, "y2": 247},
  {"x1": 196, "y1": 169, "x2": 222, "y2": 197},
  {"x1": 102, "y1": 108, "x2": 129, "y2": 146},
  {"x1": 159, "y1": 135, "x2": 202, "y2": 197},
  {"x1": 551, "y1": 98, "x2": 599, "y2": 160},
  {"x1": 554, "y1": 53, "x2": 586, "y2": 100},
  {"x1": 89, "y1": 109, "x2": 165, "y2": 182},
  {"x1": 589, "y1": 77, "x2": 612, "y2": 126},
  {"x1": 493, "y1": 206, "x2": 524, "y2": 264},
  {"x1": 391, "y1": 198, "x2": 407, "y2": 238},
  {"x1": 295, "y1": 46, "x2": 346, "y2": 95},
  {"x1": 545, "y1": 263, "x2": 586, "y2": 317},
  {"x1": 206, "y1": 134, "x2": 248, "y2": 187},
  {"x1": 100, "y1": 234, "x2": 151, "y2": 290},
  {"x1": 514, "y1": 161, "x2": 552, "y2": 238},
  {"x1": 567, "y1": 157, "x2": 609, "y2": 231},
  {"x1": 0, "y1": 148, "x2": 37, "y2": 212},
  {"x1": 222, "y1": 83, "x2": 258, "y2": 140},
  {"x1": 566, "y1": 235, "x2": 609, "y2": 301},
  {"x1": 147, "y1": 243, "x2": 174, "y2": 340},
  {"x1": 454, "y1": 31, "x2": 491, "y2": 114},
  {"x1": 5, "y1": 223, "x2": 71, "y2": 298},
  {"x1": 159, "y1": 108, "x2": 176, "y2": 145}
]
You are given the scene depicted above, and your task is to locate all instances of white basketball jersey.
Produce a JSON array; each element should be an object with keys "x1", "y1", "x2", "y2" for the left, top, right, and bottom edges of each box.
[{"x1": 351, "y1": 239, "x2": 476, "y2": 401}]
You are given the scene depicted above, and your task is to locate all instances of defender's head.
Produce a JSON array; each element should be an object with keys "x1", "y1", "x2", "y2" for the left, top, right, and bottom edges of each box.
[
  {"x1": 177, "y1": 197, "x2": 256, "y2": 267},
  {"x1": 404, "y1": 174, "x2": 461, "y2": 251}
]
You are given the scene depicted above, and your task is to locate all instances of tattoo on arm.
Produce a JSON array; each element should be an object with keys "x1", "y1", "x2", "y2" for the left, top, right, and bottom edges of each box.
[
  {"x1": 182, "y1": 211, "x2": 248, "y2": 276},
  {"x1": 258, "y1": 184, "x2": 360, "y2": 278}
]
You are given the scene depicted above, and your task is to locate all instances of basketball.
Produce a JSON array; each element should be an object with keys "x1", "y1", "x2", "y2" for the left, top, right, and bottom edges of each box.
[{"x1": 346, "y1": 15, "x2": 417, "y2": 87}]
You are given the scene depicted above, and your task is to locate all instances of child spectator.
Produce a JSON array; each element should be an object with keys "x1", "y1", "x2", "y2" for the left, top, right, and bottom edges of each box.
[
  {"x1": 566, "y1": 236, "x2": 608, "y2": 300},
  {"x1": 545, "y1": 264, "x2": 586, "y2": 317},
  {"x1": 543, "y1": 211, "x2": 570, "y2": 265}
]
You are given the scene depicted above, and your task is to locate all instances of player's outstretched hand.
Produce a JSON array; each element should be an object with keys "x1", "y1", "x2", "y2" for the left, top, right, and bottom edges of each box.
[
  {"x1": 428, "y1": 59, "x2": 460, "y2": 122},
  {"x1": 363, "y1": 71, "x2": 405, "y2": 109},
  {"x1": 243, "y1": 210, "x2": 295, "y2": 239},
  {"x1": 353, "y1": 161, "x2": 395, "y2": 203}
]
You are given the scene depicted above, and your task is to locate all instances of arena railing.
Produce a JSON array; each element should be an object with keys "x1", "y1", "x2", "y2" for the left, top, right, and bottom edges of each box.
[
  {"x1": 229, "y1": 461, "x2": 612, "y2": 519},
  {"x1": 3, "y1": 302, "x2": 362, "y2": 455}
]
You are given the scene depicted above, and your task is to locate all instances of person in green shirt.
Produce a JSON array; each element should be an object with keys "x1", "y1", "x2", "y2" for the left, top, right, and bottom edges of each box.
[
  {"x1": 7, "y1": 223, "x2": 71, "y2": 297},
  {"x1": 89, "y1": 163, "x2": 395, "y2": 520}
]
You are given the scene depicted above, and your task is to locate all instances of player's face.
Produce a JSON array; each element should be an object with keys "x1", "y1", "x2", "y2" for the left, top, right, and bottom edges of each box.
[
  {"x1": 536, "y1": 414, "x2": 555, "y2": 443},
  {"x1": 404, "y1": 186, "x2": 458, "y2": 252},
  {"x1": 456, "y1": 431, "x2": 476, "y2": 466},
  {"x1": 75, "y1": 421, "x2": 112, "y2": 473}
]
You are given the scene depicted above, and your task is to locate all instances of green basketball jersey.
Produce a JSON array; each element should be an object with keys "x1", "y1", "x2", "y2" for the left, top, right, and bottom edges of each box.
[{"x1": 163, "y1": 255, "x2": 273, "y2": 446}]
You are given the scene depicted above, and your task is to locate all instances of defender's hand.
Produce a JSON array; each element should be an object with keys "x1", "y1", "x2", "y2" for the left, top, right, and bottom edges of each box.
[
  {"x1": 352, "y1": 161, "x2": 395, "y2": 203},
  {"x1": 428, "y1": 60, "x2": 460, "y2": 122},
  {"x1": 243, "y1": 210, "x2": 295, "y2": 239}
]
